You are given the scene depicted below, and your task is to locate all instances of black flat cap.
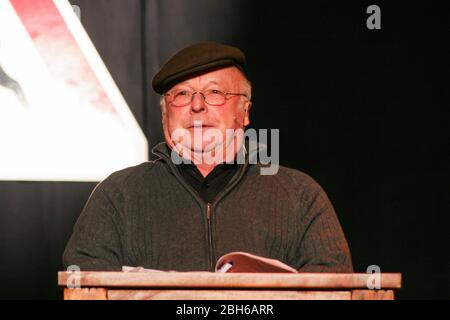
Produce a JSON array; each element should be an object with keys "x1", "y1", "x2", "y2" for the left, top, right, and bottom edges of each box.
[{"x1": 152, "y1": 42, "x2": 247, "y2": 94}]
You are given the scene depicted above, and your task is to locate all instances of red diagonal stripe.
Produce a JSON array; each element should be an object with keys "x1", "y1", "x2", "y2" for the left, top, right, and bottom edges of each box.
[{"x1": 10, "y1": 0, "x2": 117, "y2": 115}]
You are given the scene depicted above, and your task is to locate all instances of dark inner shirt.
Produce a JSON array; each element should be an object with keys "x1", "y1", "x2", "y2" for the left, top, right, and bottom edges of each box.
[{"x1": 177, "y1": 162, "x2": 239, "y2": 203}]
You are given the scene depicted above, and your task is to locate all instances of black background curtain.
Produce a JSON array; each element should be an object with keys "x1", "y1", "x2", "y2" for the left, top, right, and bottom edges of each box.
[{"x1": 0, "y1": 0, "x2": 448, "y2": 299}]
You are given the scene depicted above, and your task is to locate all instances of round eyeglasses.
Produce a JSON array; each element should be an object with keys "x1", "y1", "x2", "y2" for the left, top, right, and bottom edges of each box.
[{"x1": 163, "y1": 89, "x2": 248, "y2": 107}]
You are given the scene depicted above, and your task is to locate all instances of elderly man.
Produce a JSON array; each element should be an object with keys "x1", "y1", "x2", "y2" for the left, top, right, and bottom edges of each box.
[{"x1": 63, "y1": 42, "x2": 353, "y2": 272}]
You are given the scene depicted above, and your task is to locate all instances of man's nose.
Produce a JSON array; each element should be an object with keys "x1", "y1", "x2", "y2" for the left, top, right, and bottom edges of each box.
[{"x1": 190, "y1": 92, "x2": 207, "y2": 113}]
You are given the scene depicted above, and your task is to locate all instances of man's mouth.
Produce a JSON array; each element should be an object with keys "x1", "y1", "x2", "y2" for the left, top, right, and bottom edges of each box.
[{"x1": 188, "y1": 124, "x2": 213, "y2": 129}]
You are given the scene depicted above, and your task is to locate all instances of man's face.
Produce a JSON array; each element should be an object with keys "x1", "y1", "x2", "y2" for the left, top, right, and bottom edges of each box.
[{"x1": 162, "y1": 66, "x2": 251, "y2": 161}]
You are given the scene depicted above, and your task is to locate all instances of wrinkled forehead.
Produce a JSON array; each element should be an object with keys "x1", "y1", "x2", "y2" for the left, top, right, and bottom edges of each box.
[{"x1": 169, "y1": 66, "x2": 246, "y2": 91}]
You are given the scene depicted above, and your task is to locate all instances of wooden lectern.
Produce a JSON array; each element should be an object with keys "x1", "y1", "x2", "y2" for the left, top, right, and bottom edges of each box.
[{"x1": 58, "y1": 272, "x2": 401, "y2": 300}]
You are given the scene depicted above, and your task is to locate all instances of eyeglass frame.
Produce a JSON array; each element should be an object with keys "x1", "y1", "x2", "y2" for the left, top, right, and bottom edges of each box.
[{"x1": 162, "y1": 89, "x2": 249, "y2": 107}]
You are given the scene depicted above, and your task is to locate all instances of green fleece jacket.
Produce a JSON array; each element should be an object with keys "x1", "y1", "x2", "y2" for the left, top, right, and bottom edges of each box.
[{"x1": 63, "y1": 142, "x2": 353, "y2": 272}]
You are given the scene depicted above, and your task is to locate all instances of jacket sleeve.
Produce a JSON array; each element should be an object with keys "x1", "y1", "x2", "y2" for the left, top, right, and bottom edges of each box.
[
  {"x1": 62, "y1": 183, "x2": 123, "y2": 271},
  {"x1": 296, "y1": 179, "x2": 354, "y2": 273}
]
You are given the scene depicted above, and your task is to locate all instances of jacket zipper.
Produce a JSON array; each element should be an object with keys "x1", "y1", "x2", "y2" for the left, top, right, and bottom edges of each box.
[
  {"x1": 206, "y1": 203, "x2": 214, "y2": 271},
  {"x1": 152, "y1": 144, "x2": 249, "y2": 272}
]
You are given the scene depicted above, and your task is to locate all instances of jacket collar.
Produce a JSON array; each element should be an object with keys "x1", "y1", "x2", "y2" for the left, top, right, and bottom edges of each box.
[
  {"x1": 151, "y1": 140, "x2": 258, "y2": 189},
  {"x1": 151, "y1": 139, "x2": 267, "y2": 167},
  {"x1": 151, "y1": 140, "x2": 268, "y2": 205}
]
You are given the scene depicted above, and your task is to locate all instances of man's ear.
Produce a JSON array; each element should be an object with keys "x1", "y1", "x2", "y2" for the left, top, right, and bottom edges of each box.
[
  {"x1": 161, "y1": 111, "x2": 169, "y2": 138},
  {"x1": 161, "y1": 111, "x2": 167, "y2": 125},
  {"x1": 243, "y1": 101, "x2": 252, "y2": 126},
  {"x1": 161, "y1": 111, "x2": 176, "y2": 149}
]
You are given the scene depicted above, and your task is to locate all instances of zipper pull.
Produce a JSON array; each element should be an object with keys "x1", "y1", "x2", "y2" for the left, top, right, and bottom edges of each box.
[{"x1": 206, "y1": 203, "x2": 211, "y2": 220}]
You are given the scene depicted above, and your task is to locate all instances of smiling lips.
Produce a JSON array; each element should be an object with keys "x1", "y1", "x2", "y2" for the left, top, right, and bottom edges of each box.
[{"x1": 188, "y1": 123, "x2": 213, "y2": 129}]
